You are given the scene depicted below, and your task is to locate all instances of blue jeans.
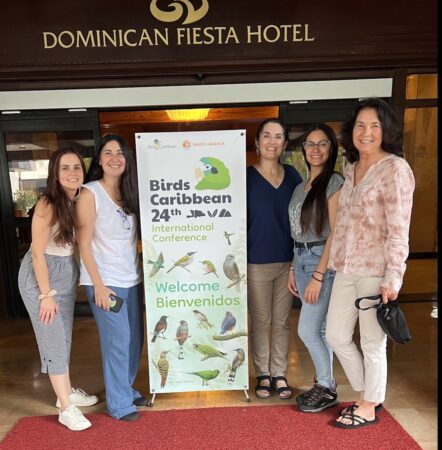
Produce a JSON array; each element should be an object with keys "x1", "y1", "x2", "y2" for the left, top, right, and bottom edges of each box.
[
  {"x1": 86, "y1": 283, "x2": 144, "y2": 419},
  {"x1": 294, "y1": 245, "x2": 336, "y2": 391}
]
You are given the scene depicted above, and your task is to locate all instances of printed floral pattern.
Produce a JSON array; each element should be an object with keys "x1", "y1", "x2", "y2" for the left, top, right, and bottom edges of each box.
[{"x1": 328, "y1": 155, "x2": 415, "y2": 292}]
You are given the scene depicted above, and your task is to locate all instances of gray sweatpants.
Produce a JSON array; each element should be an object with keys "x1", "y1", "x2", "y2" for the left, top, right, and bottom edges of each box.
[{"x1": 18, "y1": 251, "x2": 79, "y2": 375}]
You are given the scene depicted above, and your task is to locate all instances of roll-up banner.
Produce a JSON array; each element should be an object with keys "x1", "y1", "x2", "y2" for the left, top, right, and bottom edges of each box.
[{"x1": 136, "y1": 130, "x2": 248, "y2": 395}]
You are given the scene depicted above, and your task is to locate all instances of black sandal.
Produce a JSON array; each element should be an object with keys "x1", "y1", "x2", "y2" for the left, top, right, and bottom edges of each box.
[
  {"x1": 340, "y1": 402, "x2": 383, "y2": 416},
  {"x1": 271, "y1": 376, "x2": 292, "y2": 399},
  {"x1": 255, "y1": 375, "x2": 273, "y2": 399}
]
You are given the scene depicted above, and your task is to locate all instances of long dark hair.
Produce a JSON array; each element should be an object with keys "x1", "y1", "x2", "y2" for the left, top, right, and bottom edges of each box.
[
  {"x1": 42, "y1": 147, "x2": 86, "y2": 246},
  {"x1": 86, "y1": 134, "x2": 139, "y2": 215},
  {"x1": 255, "y1": 118, "x2": 289, "y2": 144},
  {"x1": 300, "y1": 123, "x2": 341, "y2": 236},
  {"x1": 341, "y1": 98, "x2": 404, "y2": 163}
]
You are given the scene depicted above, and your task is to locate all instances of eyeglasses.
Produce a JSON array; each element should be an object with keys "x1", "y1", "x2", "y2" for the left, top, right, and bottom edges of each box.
[
  {"x1": 116, "y1": 208, "x2": 130, "y2": 230},
  {"x1": 302, "y1": 140, "x2": 331, "y2": 151}
]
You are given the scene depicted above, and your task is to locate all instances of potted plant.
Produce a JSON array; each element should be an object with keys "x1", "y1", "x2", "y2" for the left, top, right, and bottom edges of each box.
[{"x1": 14, "y1": 190, "x2": 37, "y2": 217}]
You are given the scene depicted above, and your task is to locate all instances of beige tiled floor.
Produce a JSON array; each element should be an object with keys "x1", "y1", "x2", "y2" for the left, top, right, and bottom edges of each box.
[{"x1": 0, "y1": 301, "x2": 437, "y2": 447}]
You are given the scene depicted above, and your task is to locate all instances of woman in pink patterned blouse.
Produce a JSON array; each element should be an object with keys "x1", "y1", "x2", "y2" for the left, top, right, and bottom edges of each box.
[{"x1": 326, "y1": 98, "x2": 415, "y2": 429}]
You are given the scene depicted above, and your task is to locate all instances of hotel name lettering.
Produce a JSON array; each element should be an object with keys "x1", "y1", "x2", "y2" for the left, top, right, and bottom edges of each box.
[{"x1": 42, "y1": 25, "x2": 315, "y2": 49}]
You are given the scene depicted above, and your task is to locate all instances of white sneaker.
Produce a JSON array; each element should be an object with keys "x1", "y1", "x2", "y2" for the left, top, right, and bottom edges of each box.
[
  {"x1": 58, "y1": 404, "x2": 92, "y2": 431},
  {"x1": 56, "y1": 388, "x2": 99, "y2": 408}
]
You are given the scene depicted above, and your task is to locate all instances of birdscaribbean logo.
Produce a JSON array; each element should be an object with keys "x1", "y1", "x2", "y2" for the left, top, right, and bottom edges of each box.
[
  {"x1": 150, "y1": 0, "x2": 209, "y2": 25},
  {"x1": 195, "y1": 157, "x2": 231, "y2": 190}
]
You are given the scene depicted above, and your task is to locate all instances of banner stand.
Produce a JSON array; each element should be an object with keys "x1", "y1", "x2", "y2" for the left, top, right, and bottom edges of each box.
[
  {"x1": 147, "y1": 386, "x2": 251, "y2": 407},
  {"x1": 136, "y1": 130, "x2": 249, "y2": 404}
]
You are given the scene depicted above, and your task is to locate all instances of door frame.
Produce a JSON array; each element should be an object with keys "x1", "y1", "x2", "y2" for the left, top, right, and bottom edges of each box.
[{"x1": 0, "y1": 109, "x2": 100, "y2": 316}]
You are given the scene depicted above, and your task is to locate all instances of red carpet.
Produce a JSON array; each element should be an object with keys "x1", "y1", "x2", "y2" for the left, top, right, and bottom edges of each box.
[{"x1": 0, "y1": 404, "x2": 421, "y2": 450}]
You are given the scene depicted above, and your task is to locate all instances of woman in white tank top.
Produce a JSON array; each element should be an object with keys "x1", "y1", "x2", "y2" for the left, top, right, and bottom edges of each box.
[
  {"x1": 18, "y1": 147, "x2": 97, "y2": 431},
  {"x1": 76, "y1": 134, "x2": 145, "y2": 421}
]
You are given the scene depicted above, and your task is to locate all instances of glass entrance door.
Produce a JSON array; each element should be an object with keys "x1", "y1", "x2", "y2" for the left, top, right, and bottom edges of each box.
[{"x1": 0, "y1": 110, "x2": 99, "y2": 317}]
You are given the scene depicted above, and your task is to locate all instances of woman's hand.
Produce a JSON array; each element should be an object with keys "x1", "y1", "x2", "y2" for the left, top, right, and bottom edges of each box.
[
  {"x1": 93, "y1": 284, "x2": 116, "y2": 311},
  {"x1": 288, "y1": 270, "x2": 300, "y2": 298},
  {"x1": 39, "y1": 296, "x2": 58, "y2": 325},
  {"x1": 304, "y1": 278, "x2": 322, "y2": 304},
  {"x1": 380, "y1": 286, "x2": 398, "y2": 304}
]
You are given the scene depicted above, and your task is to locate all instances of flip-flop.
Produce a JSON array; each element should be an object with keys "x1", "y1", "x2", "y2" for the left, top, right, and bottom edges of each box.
[
  {"x1": 332, "y1": 411, "x2": 379, "y2": 429},
  {"x1": 340, "y1": 402, "x2": 383, "y2": 416}
]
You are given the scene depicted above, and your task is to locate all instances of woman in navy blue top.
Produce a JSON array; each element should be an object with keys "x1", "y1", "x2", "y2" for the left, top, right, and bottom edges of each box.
[{"x1": 247, "y1": 118, "x2": 302, "y2": 399}]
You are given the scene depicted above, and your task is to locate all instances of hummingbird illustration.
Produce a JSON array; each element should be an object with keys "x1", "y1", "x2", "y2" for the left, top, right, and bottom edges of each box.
[
  {"x1": 223, "y1": 254, "x2": 243, "y2": 292},
  {"x1": 167, "y1": 251, "x2": 196, "y2": 273},
  {"x1": 152, "y1": 350, "x2": 170, "y2": 388},
  {"x1": 147, "y1": 252, "x2": 164, "y2": 278},
  {"x1": 175, "y1": 320, "x2": 190, "y2": 360},
  {"x1": 228, "y1": 349, "x2": 245, "y2": 384},
  {"x1": 185, "y1": 369, "x2": 220, "y2": 386},
  {"x1": 200, "y1": 260, "x2": 219, "y2": 278},
  {"x1": 193, "y1": 343, "x2": 228, "y2": 361},
  {"x1": 220, "y1": 311, "x2": 237, "y2": 335},
  {"x1": 151, "y1": 315, "x2": 168, "y2": 343},
  {"x1": 193, "y1": 310, "x2": 215, "y2": 329},
  {"x1": 223, "y1": 231, "x2": 235, "y2": 246}
]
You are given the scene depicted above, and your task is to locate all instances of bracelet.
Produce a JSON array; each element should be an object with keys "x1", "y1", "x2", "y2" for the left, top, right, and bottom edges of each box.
[
  {"x1": 38, "y1": 289, "x2": 57, "y2": 300},
  {"x1": 314, "y1": 270, "x2": 325, "y2": 275},
  {"x1": 311, "y1": 275, "x2": 323, "y2": 283}
]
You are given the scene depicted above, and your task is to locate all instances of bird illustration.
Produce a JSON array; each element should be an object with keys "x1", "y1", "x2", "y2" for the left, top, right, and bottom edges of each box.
[
  {"x1": 147, "y1": 252, "x2": 164, "y2": 278},
  {"x1": 185, "y1": 369, "x2": 220, "y2": 386},
  {"x1": 175, "y1": 320, "x2": 190, "y2": 360},
  {"x1": 152, "y1": 351, "x2": 170, "y2": 388},
  {"x1": 228, "y1": 348, "x2": 245, "y2": 384},
  {"x1": 200, "y1": 260, "x2": 219, "y2": 278},
  {"x1": 220, "y1": 311, "x2": 237, "y2": 335},
  {"x1": 193, "y1": 310, "x2": 214, "y2": 329},
  {"x1": 223, "y1": 231, "x2": 235, "y2": 246},
  {"x1": 223, "y1": 254, "x2": 243, "y2": 292},
  {"x1": 193, "y1": 343, "x2": 228, "y2": 361},
  {"x1": 151, "y1": 315, "x2": 168, "y2": 342},
  {"x1": 195, "y1": 157, "x2": 231, "y2": 190},
  {"x1": 167, "y1": 251, "x2": 196, "y2": 273}
]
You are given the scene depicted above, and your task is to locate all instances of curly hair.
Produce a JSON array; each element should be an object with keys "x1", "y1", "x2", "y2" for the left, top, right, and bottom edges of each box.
[
  {"x1": 86, "y1": 133, "x2": 139, "y2": 215},
  {"x1": 341, "y1": 98, "x2": 403, "y2": 163}
]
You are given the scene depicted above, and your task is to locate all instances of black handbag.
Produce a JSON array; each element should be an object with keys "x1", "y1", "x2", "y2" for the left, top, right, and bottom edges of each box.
[{"x1": 355, "y1": 294, "x2": 412, "y2": 344}]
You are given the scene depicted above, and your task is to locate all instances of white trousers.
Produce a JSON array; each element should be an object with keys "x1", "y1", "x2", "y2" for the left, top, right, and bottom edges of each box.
[{"x1": 326, "y1": 272, "x2": 387, "y2": 403}]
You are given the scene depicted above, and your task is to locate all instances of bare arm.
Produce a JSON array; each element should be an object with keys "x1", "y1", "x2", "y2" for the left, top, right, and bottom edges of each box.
[
  {"x1": 75, "y1": 188, "x2": 114, "y2": 311},
  {"x1": 287, "y1": 269, "x2": 300, "y2": 298},
  {"x1": 303, "y1": 189, "x2": 340, "y2": 304},
  {"x1": 31, "y1": 199, "x2": 58, "y2": 324}
]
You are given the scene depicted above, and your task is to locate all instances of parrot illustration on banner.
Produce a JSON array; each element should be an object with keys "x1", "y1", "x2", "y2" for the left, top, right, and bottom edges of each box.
[{"x1": 195, "y1": 157, "x2": 230, "y2": 190}]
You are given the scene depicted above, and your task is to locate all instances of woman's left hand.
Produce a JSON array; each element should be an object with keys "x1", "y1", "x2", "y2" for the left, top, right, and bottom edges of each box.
[
  {"x1": 304, "y1": 279, "x2": 321, "y2": 304},
  {"x1": 380, "y1": 286, "x2": 398, "y2": 304}
]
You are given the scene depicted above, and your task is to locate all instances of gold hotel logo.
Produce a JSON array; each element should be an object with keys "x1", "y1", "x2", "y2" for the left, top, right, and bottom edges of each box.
[{"x1": 150, "y1": 0, "x2": 209, "y2": 25}]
